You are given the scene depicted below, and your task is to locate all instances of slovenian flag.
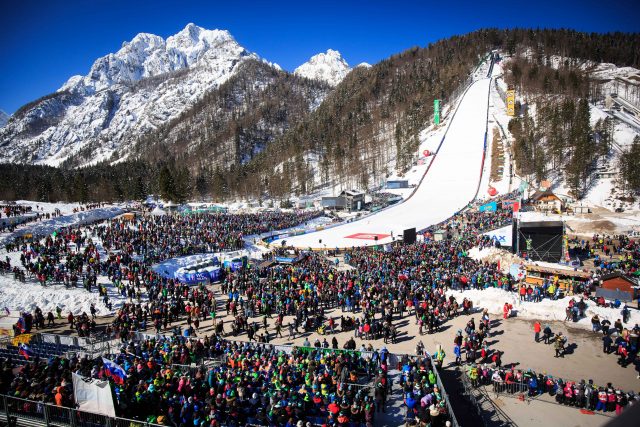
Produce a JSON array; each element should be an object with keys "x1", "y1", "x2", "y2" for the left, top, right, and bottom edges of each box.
[
  {"x1": 18, "y1": 343, "x2": 33, "y2": 360},
  {"x1": 102, "y1": 357, "x2": 127, "y2": 385}
]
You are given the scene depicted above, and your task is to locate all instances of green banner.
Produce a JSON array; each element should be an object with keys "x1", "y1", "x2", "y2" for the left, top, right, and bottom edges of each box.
[{"x1": 434, "y1": 99, "x2": 441, "y2": 125}]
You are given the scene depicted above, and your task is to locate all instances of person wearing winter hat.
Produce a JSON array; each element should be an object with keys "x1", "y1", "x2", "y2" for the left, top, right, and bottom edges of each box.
[{"x1": 429, "y1": 403, "x2": 440, "y2": 418}]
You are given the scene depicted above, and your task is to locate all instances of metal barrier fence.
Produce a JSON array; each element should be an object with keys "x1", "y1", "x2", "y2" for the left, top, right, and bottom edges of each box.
[
  {"x1": 460, "y1": 369, "x2": 486, "y2": 425},
  {"x1": 430, "y1": 360, "x2": 460, "y2": 427},
  {"x1": 492, "y1": 379, "x2": 530, "y2": 396},
  {"x1": 0, "y1": 394, "x2": 162, "y2": 427}
]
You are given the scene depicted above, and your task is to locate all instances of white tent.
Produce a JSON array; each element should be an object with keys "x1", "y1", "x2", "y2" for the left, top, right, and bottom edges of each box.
[{"x1": 150, "y1": 206, "x2": 167, "y2": 216}]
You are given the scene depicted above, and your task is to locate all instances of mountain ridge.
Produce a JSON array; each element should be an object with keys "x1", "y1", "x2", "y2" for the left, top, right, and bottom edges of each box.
[
  {"x1": 294, "y1": 49, "x2": 352, "y2": 86},
  {"x1": 0, "y1": 24, "x2": 269, "y2": 167}
]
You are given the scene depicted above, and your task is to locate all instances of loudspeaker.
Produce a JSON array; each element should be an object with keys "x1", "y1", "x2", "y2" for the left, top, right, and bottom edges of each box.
[{"x1": 403, "y1": 228, "x2": 416, "y2": 244}]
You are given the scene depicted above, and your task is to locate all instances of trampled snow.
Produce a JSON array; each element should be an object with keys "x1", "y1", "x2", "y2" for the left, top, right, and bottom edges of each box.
[
  {"x1": 0, "y1": 274, "x2": 126, "y2": 317},
  {"x1": 285, "y1": 76, "x2": 492, "y2": 248}
]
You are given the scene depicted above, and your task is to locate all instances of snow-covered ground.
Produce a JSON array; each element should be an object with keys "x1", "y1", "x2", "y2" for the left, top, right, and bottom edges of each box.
[
  {"x1": 285, "y1": 74, "x2": 492, "y2": 248},
  {"x1": 0, "y1": 246, "x2": 128, "y2": 316},
  {"x1": 446, "y1": 287, "x2": 640, "y2": 331},
  {"x1": 0, "y1": 205, "x2": 129, "y2": 315},
  {"x1": 0, "y1": 275, "x2": 125, "y2": 317},
  {"x1": 7, "y1": 201, "x2": 86, "y2": 216}
]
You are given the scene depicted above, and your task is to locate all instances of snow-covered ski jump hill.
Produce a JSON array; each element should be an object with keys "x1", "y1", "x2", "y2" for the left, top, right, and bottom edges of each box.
[{"x1": 286, "y1": 74, "x2": 493, "y2": 249}]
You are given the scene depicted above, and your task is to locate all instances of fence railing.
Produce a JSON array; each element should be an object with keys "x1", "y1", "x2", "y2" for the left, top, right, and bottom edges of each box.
[
  {"x1": 431, "y1": 359, "x2": 460, "y2": 427},
  {"x1": 491, "y1": 378, "x2": 531, "y2": 396},
  {"x1": 0, "y1": 394, "x2": 162, "y2": 427},
  {"x1": 460, "y1": 368, "x2": 487, "y2": 425}
]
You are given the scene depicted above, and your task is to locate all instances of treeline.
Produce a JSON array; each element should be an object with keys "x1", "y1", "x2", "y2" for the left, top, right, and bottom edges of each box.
[
  {"x1": 501, "y1": 29, "x2": 640, "y2": 200},
  {"x1": 620, "y1": 137, "x2": 640, "y2": 194},
  {"x1": 509, "y1": 98, "x2": 612, "y2": 198},
  {"x1": 506, "y1": 56, "x2": 589, "y2": 98},
  {"x1": 0, "y1": 162, "x2": 192, "y2": 203},
  {"x1": 502, "y1": 29, "x2": 640, "y2": 68}
]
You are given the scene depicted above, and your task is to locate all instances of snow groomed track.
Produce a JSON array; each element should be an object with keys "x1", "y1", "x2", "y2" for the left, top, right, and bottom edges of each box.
[{"x1": 285, "y1": 77, "x2": 492, "y2": 249}]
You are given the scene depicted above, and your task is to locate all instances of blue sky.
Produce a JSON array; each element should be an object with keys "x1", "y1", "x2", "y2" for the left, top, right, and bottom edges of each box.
[{"x1": 1, "y1": 0, "x2": 638, "y2": 114}]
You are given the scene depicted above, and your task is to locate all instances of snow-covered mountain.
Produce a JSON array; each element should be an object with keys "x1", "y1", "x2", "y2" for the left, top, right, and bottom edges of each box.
[
  {"x1": 294, "y1": 49, "x2": 351, "y2": 86},
  {"x1": 0, "y1": 110, "x2": 8, "y2": 128},
  {"x1": 0, "y1": 24, "x2": 268, "y2": 166}
]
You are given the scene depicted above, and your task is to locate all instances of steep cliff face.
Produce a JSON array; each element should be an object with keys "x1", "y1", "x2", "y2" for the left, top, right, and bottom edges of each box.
[{"x1": 0, "y1": 24, "x2": 267, "y2": 166}]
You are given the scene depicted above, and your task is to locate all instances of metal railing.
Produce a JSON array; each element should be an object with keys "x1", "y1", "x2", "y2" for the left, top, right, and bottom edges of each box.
[
  {"x1": 430, "y1": 360, "x2": 460, "y2": 427},
  {"x1": 491, "y1": 378, "x2": 531, "y2": 396},
  {"x1": 0, "y1": 394, "x2": 162, "y2": 427},
  {"x1": 392, "y1": 353, "x2": 460, "y2": 427},
  {"x1": 460, "y1": 369, "x2": 486, "y2": 425}
]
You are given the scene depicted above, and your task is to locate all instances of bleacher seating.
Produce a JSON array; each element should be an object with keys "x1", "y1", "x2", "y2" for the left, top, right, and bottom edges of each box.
[{"x1": 0, "y1": 341, "x2": 84, "y2": 363}]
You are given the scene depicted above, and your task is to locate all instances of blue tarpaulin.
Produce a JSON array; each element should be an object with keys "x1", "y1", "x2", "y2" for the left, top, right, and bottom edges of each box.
[{"x1": 175, "y1": 266, "x2": 223, "y2": 284}]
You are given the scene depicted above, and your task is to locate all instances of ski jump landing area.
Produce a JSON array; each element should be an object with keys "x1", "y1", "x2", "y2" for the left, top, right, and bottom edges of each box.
[{"x1": 286, "y1": 77, "x2": 492, "y2": 249}]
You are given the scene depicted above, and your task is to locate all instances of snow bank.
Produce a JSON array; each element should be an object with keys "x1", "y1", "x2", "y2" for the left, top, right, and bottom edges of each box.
[
  {"x1": 0, "y1": 206, "x2": 124, "y2": 244},
  {"x1": 446, "y1": 287, "x2": 640, "y2": 330}
]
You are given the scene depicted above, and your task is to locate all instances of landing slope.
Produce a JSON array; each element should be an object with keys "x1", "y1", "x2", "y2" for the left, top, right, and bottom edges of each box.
[{"x1": 286, "y1": 77, "x2": 491, "y2": 248}]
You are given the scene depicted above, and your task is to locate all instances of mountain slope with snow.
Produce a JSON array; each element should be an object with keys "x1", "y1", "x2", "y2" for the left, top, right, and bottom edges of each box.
[
  {"x1": 0, "y1": 110, "x2": 8, "y2": 128},
  {"x1": 294, "y1": 49, "x2": 351, "y2": 86},
  {"x1": 0, "y1": 24, "x2": 265, "y2": 166}
]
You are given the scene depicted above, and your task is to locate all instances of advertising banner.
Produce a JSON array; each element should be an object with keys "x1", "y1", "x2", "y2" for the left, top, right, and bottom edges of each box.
[
  {"x1": 506, "y1": 89, "x2": 515, "y2": 116},
  {"x1": 72, "y1": 373, "x2": 116, "y2": 417},
  {"x1": 483, "y1": 225, "x2": 513, "y2": 247},
  {"x1": 479, "y1": 201, "x2": 498, "y2": 212}
]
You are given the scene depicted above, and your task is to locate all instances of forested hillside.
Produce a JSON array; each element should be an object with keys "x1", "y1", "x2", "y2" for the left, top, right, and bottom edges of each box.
[
  {"x1": 126, "y1": 59, "x2": 331, "y2": 170},
  {"x1": 500, "y1": 33, "x2": 640, "y2": 199}
]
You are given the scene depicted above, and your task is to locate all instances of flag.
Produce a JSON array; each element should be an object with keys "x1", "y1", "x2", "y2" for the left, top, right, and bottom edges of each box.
[
  {"x1": 102, "y1": 358, "x2": 127, "y2": 385},
  {"x1": 11, "y1": 333, "x2": 33, "y2": 346},
  {"x1": 18, "y1": 343, "x2": 34, "y2": 360}
]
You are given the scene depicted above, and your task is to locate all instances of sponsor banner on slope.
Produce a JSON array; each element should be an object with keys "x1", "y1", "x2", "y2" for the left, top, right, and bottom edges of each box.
[
  {"x1": 479, "y1": 201, "x2": 497, "y2": 212},
  {"x1": 345, "y1": 233, "x2": 391, "y2": 240},
  {"x1": 482, "y1": 225, "x2": 512, "y2": 247}
]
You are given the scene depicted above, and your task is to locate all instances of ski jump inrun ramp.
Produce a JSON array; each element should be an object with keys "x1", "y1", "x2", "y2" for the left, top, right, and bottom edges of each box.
[{"x1": 286, "y1": 77, "x2": 492, "y2": 249}]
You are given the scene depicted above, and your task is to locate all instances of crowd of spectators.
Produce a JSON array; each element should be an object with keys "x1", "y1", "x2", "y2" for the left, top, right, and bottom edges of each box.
[
  {"x1": 0, "y1": 335, "x2": 419, "y2": 426},
  {"x1": 2, "y1": 189, "x2": 639, "y2": 425}
]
